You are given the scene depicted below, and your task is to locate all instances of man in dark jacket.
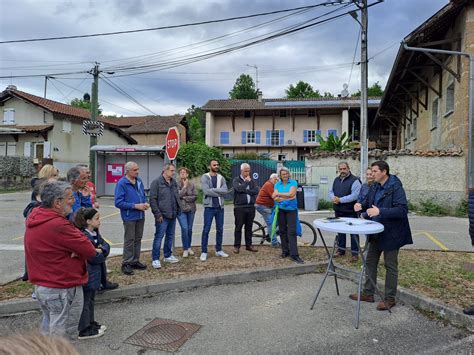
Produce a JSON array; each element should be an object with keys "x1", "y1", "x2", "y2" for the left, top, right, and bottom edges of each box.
[
  {"x1": 352, "y1": 160, "x2": 413, "y2": 311},
  {"x1": 233, "y1": 163, "x2": 259, "y2": 253},
  {"x1": 150, "y1": 163, "x2": 181, "y2": 269},
  {"x1": 329, "y1": 161, "x2": 362, "y2": 261}
]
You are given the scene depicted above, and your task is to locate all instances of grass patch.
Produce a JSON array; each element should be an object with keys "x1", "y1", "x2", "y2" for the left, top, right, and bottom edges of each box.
[
  {"x1": 318, "y1": 199, "x2": 333, "y2": 210},
  {"x1": 0, "y1": 188, "x2": 29, "y2": 194}
]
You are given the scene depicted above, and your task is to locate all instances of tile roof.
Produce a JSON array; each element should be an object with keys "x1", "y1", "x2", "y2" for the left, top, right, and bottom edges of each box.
[
  {"x1": 100, "y1": 116, "x2": 152, "y2": 127},
  {"x1": 203, "y1": 97, "x2": 381, "y2": 111},
  {"x1": 0, "y1": 125, "x2": 53, "y2": 133},
  {"x1": 307, "y1": 149, "x2": 464, "y2": 159},
  {"x1": 124, "y1": 115, "x2": 185, "y2": 134}
]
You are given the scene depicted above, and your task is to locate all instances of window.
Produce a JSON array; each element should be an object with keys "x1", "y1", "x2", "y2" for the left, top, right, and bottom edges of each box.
[
  {"x1": 308, "y1": 109, "x2": 316, "y2": 117},
  {"x1": 246, "y1": 131, "x2": 255, "y2": 144},
  {"x1": 327, "y1": 129, "x2": 338, "y2": 138},
  {"x1": 279, "y1": 110, "x2": 287, "y2": 117},
  {"x1": 244, "y1": 110, "x2": 251, "y2": 118},
  {"x1": 304, "y1": 129, "x2": 321, "y2": 143},
  {"x1": 223, "y1": 153, "x2": 232, "y2": 158},
  {"x1": 7, "y1": 142, "x2": 16, "y2": 156},
  {"x1": 241, "y1": 130, "x2": 261, "y2": 144},
  {"x1": 62, "y1": 119, "x2": 72, "y2": 133},
  {"x1": 445, "y1": 81, "x2": 454, "y2": 115},
  {"x1": 266, "y1": 130, "x2": 284, "y2": 145},
  {"x1": 431, "y1": 98, "x2": 439, "y2": 129},
  {"x1": 220, "y1": 131, "x2": 230, "y2": 145},
  {"x1": 2, "y1": 108, "x2": 15, "y2": 125},
  {"x1": 271, "y1": 130, "x2": 280, "y2": 145}
]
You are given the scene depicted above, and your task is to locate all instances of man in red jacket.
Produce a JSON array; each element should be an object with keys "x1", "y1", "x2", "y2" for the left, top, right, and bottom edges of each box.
[{"x1": 24, "y1": 180, "x2": 96, "y2": 339}]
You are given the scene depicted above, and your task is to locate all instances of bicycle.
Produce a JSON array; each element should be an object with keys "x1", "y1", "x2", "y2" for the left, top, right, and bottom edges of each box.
[{"x1": 252, "y1": 219, "x2": 317, "y2": 246}]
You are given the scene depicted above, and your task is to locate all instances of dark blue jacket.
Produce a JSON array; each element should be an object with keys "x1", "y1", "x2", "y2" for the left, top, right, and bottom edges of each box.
[
  {"x1": 82, "y1": 229, "x2": 110, "y2": 292},
  {"x1": 114, "y1": 176, "x2": 147, "y2": 222},
  {"x1": 360, "y1": 175, "x2": 413, "y2": 251}
]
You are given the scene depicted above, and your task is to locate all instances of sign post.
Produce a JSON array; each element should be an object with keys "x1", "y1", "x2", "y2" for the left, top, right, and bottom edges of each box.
[{"x1": 165, "y1": 126, "x2": 180, "y2": 164}]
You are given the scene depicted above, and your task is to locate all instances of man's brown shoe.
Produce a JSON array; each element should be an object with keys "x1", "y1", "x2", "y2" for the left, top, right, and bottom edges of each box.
[
  {"x1": 245, "y1": 246, "x2": 258, "y2": 252},
  {"x1": 376, "y1": 300, "x2": 396, "y2": 311},
  {"x1": 349, "y1": 293, "x2": 374, "y2": 303},
  {"x1": 233, "y1": 248, "x2": 240, "y2": 254},
  {"x1": 351, "y1": 255, "x2": 359, "y2": 262}
]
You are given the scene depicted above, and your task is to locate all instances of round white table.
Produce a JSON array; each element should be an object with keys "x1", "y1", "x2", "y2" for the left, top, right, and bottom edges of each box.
[{"x1": 311, "y1": 217, "x2": 385, "y2": 329}]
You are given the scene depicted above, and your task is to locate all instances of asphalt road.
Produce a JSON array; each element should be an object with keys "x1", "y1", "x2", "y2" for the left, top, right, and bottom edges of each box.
[
  {"x1": 0, "y1": 191, "x2": 472, "y2": 284},
  {"x1": 0, "y1": 273, "x2": 471, "y2": 354}
]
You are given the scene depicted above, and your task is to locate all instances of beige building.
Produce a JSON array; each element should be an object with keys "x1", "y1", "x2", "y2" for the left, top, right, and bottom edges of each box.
[
  {"x1": 377, "y1": 0, "x2": 471, "y2": 152},
  {"x1": 0, "y1": 86, "x2": 136, "y2": 173},
  {"x1": 202, "y1": 97, "x2": 381, "y2": 160}
]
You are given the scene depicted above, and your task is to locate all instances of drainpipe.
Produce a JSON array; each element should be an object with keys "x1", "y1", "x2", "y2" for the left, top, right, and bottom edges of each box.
[{"x1": 403, "y1": 43, "x2": 474, "y2": 246}]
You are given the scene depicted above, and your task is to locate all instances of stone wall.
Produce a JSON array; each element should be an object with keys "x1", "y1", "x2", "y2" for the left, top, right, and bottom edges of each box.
[{"x1": 305, "y1": 153, "x2": 466, "y2": 206}]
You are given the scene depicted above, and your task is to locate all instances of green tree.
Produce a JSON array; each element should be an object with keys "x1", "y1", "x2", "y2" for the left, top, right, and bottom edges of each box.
[
  {"x1": 188, "y1": 116, "x2": 204, "y2": 143},
  {"x1": 285, "y1": 81, "x2": 322, "y2": 98},
  {"x1": 229, "y1": 74, "x2": 257, "y2": 99},
  {"x1": 352, "y1": 81, "x2": 384, "y2": 97},
  {"x1": 70, "y1": 93, "x2": 102, "y2": 114},
  {"x1": 176, "y1": 143, "x2": 231, "y2": 180},
  {"x1": 314, "y1": 132, "x2": 353, "y2": 152},
  {"x1": 323, "y1": 91, "x2": 334, "y2": 98}
]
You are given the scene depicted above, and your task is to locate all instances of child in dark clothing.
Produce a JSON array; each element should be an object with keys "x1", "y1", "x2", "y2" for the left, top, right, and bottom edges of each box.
[{"x1": 74, "y1": 208, "x2": 109, "y2": 340}]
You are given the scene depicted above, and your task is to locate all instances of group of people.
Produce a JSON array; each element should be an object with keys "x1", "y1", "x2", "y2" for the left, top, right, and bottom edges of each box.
[{"x1": 114, "y1": 159, "x2": 307, "y2": 276}]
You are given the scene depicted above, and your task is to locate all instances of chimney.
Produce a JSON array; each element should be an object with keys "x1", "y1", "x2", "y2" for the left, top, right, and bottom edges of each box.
[
  {"x1": 6, "y1": 85, "x2": 17, "y2": 91},
  {"x1": 257, "y1": 89, "x2": 263, "y2": 102}
]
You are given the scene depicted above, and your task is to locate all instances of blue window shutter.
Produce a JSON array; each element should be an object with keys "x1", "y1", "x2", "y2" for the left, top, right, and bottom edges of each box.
[
  {"x1": 303, "y1": 130, "x2": 308, "y2": 143},
  {"x1": 316, "y1": 129, "x2": 321, "y2": 142},
  {"x1": 241, "y1": 131, "x2": 246, "y2": 144},
  {"x1": 220, "y1": 131, "x2": 229, "y2": 144},
  {"x1": 279, "y1": 130, "x2": 284, "y2": 146},
  {"x1": 256, "y1": 131, "x2": 261, "y2": 144},
  {"x1": 266, "y1": 130, "x2": 271, "y2": 145}
]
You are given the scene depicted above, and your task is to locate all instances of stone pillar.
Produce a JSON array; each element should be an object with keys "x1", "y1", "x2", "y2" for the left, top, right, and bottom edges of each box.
[{"x1": 342, "y1": 110, "x2": 349, "y2": 137}]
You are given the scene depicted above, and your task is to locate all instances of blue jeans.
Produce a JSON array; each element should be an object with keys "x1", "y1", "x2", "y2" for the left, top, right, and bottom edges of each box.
[
  {"x1": 201, "y1": 207, "x2": 224, "y2": 253},
  {"x1": 255, "y1": 204, "x2": 279, "y2": 245},
  {"x1": 177, "y1": 211, "x2": 195, "y2": 250},
  {"x1": 152, "y1": 217, "x2": 176, "y2": 260}
]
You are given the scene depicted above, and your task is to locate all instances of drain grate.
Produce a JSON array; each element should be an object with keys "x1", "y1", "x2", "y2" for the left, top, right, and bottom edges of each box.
[{"x1": 125, "y1": 318, "x2": 201, "y2": 352}]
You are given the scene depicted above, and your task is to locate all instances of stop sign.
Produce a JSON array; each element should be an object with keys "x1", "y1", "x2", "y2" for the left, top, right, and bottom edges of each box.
[{"x1": 165, "y1": 126, "x2": 180, "y2": 161}]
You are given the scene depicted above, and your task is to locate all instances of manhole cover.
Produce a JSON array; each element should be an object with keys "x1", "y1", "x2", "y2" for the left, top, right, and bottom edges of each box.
[{"x1": 125, "y1": 318, "x2": 201, "y2": 352}]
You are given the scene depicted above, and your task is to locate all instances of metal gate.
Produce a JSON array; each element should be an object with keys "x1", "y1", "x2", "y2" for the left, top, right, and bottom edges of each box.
[{"x1": 230, "y1": 160, "x2": 278, "y2": 187}]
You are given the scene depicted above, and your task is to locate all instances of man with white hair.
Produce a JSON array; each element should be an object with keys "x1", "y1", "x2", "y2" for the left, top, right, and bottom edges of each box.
[
  {"x1": 232, "y1": 163, "x2": 259, "y2": 253},
  {"x1": 114, "y1": 161, "x2": 149, "y2": 275},
  {"x1": 255, "y1": 173, "x2": 280, "y2": 246}
]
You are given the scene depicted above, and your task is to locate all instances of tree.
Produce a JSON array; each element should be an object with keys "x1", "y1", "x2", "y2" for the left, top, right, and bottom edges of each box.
[
  {"x1": 70, "y1": 93, "x2": 102, "y2": 114},
  {"x1": 185, "y1": 105, "x2": 205, "y2": 127},
  {"x1": 314, "y1": 132, "x2": 353, "y2": 152},
  {"x1": 285, "y1": 81, "x2": 322, "y2": 99},
  {"x1": 323, "y1": 91, "x2": 334, "y2": 98},
  {"x1": 229, "y1": 74, "x2": 257, "y2": 99},
  {"x1": 188, "y1": 116, "x2": 204, "y2": 143},
  {"x1": 352, "y1": 81, "x2": 384, "y2": 97}
]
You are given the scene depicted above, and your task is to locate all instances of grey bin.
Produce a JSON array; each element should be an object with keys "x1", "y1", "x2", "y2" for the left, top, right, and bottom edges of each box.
[{"x1": 303, "y1": 185, "x2": 319, "y2": 211}]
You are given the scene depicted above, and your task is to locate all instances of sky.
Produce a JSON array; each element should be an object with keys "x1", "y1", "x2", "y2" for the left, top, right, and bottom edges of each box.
[{"x1": 0, "y1": 0, "x2": 449, "y2": 116}]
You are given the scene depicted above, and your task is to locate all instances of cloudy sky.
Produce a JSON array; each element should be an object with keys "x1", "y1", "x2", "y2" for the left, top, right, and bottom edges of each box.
[{"x1": 0, "y1": 0, "x2": 448, "y2": 116}]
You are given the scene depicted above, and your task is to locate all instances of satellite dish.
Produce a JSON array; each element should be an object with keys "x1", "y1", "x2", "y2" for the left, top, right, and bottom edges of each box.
[{"x1": 341, "y1": 83, "x2": 349, "y2": 98}]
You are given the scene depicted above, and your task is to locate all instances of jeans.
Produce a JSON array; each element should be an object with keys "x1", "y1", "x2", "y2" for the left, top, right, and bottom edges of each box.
[
  {"x1": 363, "y1": 239, "x2": 399, "y2": 301},
  {"x1": 234, "y1": 206, "x2": 255, "y2": 248},
  {"x1": 152, "y1": 217, "x2": 176, "y2": 260},
  {"x1": 35, "y1": 285, "x2": 84, "y2": 340},
  {"x1": 255, "y1": 204, "x2": 279, "y2": 245},
  {"x1": 278, "y1": 209, "x2": 299, "y2": 258},
  {"x1": 177, "y1": 211, "x2": 196, "y2": 250},
  {"x1": 335, "y1": 210, "x2": 360, "y2": 256},
  {"x1": 201, "y1": 207, "x2": 224, "y2": 253},
  {"x1": 122, "y1": 218, "x2": 145, "y2": 265}
]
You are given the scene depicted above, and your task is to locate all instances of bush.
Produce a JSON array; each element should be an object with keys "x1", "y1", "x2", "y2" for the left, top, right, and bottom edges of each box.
[
  {"x1": 176, "y1": 143, "x2": 231, "y2": 181},
  {"x1": 0, "y1": 156, "x2": 36, "y2": 177},
  {"x1": 318, "y1": 199, "x2": 333, "y2": 210},
  {"x1": 419, "y1": 199, "x2": 448, "y2": 216},
  {"x1": 407, "y1": 200, "x2": 418, "y2": 212},
  {"x1": 454, "y1": 200, "x2": 468, "y2": 218}
]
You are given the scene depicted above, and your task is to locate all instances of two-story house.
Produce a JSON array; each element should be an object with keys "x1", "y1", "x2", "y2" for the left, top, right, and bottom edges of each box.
[
  {"x1": 203, "y1": 96, "x2": 381, "y2": 160},
  {"x1": 0, "y1": 86, "x2": 136, "y2": 172}
]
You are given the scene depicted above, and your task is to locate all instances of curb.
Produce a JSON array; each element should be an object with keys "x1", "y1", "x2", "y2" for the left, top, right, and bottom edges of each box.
[{"x1": 0, "y1": 262, "x2": 472, "y2": 332}]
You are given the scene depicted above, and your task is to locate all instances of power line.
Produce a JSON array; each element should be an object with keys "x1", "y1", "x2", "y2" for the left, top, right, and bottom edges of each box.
[
  {"x1": 0, "y1": 2, "x2": 345, "y2": 44},
  {"x1": 348, "y1": 28, "x2": 361, "y2": 87}
]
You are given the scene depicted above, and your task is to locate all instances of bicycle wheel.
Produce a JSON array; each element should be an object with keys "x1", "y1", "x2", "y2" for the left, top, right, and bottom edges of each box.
[
  {"x1": 298, "y1": 220, "x2": 317, "y2": 246},
  {"x1": 252, "y1": 220, "x2": 267, "y2": 244}
]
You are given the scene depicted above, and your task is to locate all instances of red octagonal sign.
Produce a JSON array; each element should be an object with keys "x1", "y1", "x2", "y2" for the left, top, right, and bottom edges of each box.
[{"x1": 166, "y1": 126, "x2": 180, "y2": 161}]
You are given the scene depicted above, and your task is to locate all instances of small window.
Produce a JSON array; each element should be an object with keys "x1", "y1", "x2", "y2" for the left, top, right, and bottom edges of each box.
[
  {"x1": 308, "y1": 109, "x2": 316, "y2": 117},
  {"x1": 271, "y1": 130, "x2": 280, "y2": 145},
  {"x1": 327, "y1": 129, "x2": 338, "y2": 138},
  {"x1": 62, "y1": 119, "x2": 72, "y2": 133},
  {"x1": 445, "y1": 81, "x2": 454, "y2": 115},
  {"x1": 431, "y1": 98, "x2": 439, "y2": 129},
  {"x1": 7, "y1": 142, "x2": 16, "y2": 156},
  {"x1": 246, "y1": 131, "x2": 255, "y2": 144},
  {"x1": 2, "y1": 108, "x2": 15, "y2": 125},
  {"x1": 305, "y1": 129, "x2": 321, "y2": 143},
  {"x1": 223, "y1": 153, "x2": 232, "y2": 158},
  {"x1": 279, "y1": 109, "x2": 287, "y2": 117},
  {"x1": 220, "y1": 131, "x2": 229, "y2": 145},
  {"x1": 278, "y1": 154, "x2": 287, "y2": 161},
  {"x1": 244, "y1": 110, "x2": 251, "y2": 118}
]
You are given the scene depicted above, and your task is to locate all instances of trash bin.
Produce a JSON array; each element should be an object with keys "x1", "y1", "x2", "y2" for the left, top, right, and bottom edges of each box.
[
  {"x1": 303, "y1": 185, "x2": 319, "y2": 211},
  {"x1": 296, "y1": 184, "x2": 305, "y2": 210}
]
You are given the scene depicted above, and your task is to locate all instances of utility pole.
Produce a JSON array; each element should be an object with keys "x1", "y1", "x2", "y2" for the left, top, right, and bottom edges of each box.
[
  {"x1": 44, "y1": 76, "x2": 49, "y2": 98},
  {"x1": 246, "y1": 64, "x2": 259, "y2": 91},
  {"x1": 89, "y1": 62, "x2": 100, "y2": 183}
]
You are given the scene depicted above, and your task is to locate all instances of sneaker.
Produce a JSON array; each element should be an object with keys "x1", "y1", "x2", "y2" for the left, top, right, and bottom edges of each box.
[
  {"x1": 31, "y1": 291, "x2": 37, "y2": 300},
  {"x1": 164, "y1": 255, "x2": 179, "y2": 263},
  {"x1": 91, "y1": 321, "x2": 107, "y2": 332},
  {"x1": 152, "y1": 260, "x2": 162, "y2": 269},
  {"x1": 188, "y1": 248, "x2": 195, "y2": 256},
  {"x1": 271, "y1": 241, "x2": 281, "y2": 248},
  {"x1": 216, "y1": 250, "x2": 229, "y2": 258},
  {"x1": 200, "y1": 253, "x2": 208, "y2": 262},
  {"x1": 183, "y1": 250, "x2": 189, "y2": 258},
  {"x1": 78, "y1": 327, "x2": 105, "y2": 340}
]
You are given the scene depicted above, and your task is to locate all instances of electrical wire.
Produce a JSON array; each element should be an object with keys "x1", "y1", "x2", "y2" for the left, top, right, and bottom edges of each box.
[{"x1": 348, "y1": 28, "x2": 361, "y2": 87}]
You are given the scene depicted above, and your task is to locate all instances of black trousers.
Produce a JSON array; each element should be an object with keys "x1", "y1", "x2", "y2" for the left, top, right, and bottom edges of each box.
[
  {"x1": 234, "y1": 206, "x2": 256, "y2": 248},
  {"x1": 278, "y1": 209, "x2": 299, "y2": 258},
  {"x1": 78, "y1": 289, "x2": 96, "y2": 332}
]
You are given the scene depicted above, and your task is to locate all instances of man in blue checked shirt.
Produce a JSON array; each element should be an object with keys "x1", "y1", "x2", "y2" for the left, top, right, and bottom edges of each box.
[{"x1": 328, "y1": 161, "x2": 362, "y2": 261}]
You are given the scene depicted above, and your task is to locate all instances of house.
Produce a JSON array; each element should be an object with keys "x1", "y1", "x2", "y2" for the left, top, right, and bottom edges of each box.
[
  {"x1": 0, "y1": 86, "x2": 136, "y2": 172},
  {"x1": 100, "y1": 115, "x2": 187, "y2": 146},
  {"x1": 202, "y1": 96, "x2": 382, "y2": 160},
  {"x1": 376, "y1": 0, "x2": 471, "y2": 152}
]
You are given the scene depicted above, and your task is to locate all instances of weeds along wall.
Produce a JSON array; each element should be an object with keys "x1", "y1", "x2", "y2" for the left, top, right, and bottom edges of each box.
[{"x1": 305, "y1": 153, "x2": 465, "y2": 207}]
